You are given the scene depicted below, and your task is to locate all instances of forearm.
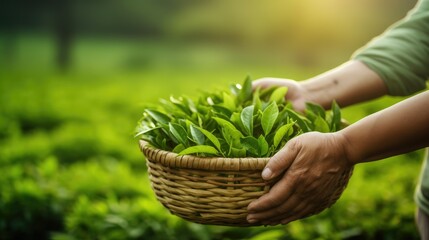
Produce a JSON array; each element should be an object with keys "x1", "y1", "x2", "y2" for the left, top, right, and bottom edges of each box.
[
  {"x1": 300, "y1": 60, "x2": 388, "y2": 109},
  {"x1": 339, "y1": 90, "x2": 429, "y2": 164}
]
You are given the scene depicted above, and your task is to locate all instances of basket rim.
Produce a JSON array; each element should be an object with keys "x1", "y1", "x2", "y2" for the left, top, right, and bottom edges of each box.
[{"x1": 139, "y1": 140, "x2": 270, "y2": 171}]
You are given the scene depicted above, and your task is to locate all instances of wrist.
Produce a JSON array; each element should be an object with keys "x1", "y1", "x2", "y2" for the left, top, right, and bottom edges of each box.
[
  {"x1": 333, "y1": 131, "x2": 360, "y2": 166},
  {"x1": 299, "y1": 80, "x2": 333, "y2": 109}
]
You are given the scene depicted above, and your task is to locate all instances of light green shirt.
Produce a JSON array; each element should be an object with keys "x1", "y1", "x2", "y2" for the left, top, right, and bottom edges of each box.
[{"x1": 353, "y1": 0, "x2": 429, "y2": 214}]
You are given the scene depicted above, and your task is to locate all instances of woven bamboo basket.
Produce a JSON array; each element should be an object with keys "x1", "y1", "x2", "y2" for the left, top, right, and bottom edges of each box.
[{"x1": 139, "y1": 140, "x2": 353, "y2": 227}]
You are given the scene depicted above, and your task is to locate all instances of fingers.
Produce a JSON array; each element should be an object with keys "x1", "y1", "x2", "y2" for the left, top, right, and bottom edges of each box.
[
  {"x1": 247, "y1": 183, "x2": 319, "y2": 225},
  {"x1": 252, "y1": 78, "x2": 290, "y2": 90},
  {"x1": 255, "y1": 197, "x2": 308, "y2": 225},
  {"x1": 262, "y1": 139, "x2": 301, "y2": 181},
  {"x1": 246, "y1": 133, "x2": 353, "y2": 226},
  {"x1": 248, "y1": 169, "x2": 301, "y2": 213},
  {"x1": 246, "y1": 139, "x2": 303, "y2": 223},
  {"x1": 280, "y1": 204, "x2": 319, "y2": 225}
]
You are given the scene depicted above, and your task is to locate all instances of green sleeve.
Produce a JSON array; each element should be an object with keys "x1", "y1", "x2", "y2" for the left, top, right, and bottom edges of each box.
[{"x1": 353, "y1": 0, "x2": 429, "y2": 96}]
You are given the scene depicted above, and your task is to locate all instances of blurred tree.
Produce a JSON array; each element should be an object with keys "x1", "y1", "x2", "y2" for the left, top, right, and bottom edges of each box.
[
  {"x1": 0, "y1": 0, "x2": 187, "y2": 70},
  {"x1": 53, "y1": 0, "x2": 73, "y2": 72}
]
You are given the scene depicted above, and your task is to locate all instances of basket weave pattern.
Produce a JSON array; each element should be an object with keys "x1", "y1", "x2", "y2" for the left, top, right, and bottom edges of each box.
[
  {"x1": 140, "y1": 140, "x2": 273, "y2": 226},
  {"x1": 140, "y1": 140, "x2": 353, "y2": 226}
]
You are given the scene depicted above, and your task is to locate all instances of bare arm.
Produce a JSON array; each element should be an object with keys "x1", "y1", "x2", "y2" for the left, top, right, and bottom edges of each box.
[
  {"x1": 342, "y1": 90, "x2": 429, "y2": 164},
  {"x1": 252, "y1": 60, "x2": 388, "y2": 111},
  {"x1": 301, "y1": 60, "x2": 388, "y2": 109}
]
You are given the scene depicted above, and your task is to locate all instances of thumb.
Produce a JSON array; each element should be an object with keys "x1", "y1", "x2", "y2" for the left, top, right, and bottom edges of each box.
[{"x1": 262, "y1": 140, "x2": 300, "y2": 180}]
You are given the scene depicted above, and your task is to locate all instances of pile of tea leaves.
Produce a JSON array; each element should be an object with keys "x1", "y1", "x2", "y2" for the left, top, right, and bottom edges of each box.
[{"x1": 136, "y1": 77, "x2": 341, "y2": 157}]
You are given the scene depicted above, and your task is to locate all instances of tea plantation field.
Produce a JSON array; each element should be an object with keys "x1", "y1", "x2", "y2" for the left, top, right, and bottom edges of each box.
[{"x1": 0, "y1": 35, "x2": 424, "y2": 239}]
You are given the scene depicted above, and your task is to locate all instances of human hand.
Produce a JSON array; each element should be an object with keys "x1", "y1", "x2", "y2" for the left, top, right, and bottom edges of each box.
[
  {"x1": 247, "y1": 132, "x2": 354, "y2": 225},
  {"x1": 252, "y1": 78, "x2": 309, "y2": 112}
]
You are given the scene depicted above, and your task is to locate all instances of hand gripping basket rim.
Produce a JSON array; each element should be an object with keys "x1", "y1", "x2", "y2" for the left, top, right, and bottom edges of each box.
[{"x1": 139, "y1": 140, "x2": 353, "y2": 227}]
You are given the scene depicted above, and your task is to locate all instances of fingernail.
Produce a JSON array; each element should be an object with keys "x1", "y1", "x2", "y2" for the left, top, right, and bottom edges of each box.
[
  {"x1": 247, "y1": 201, "x2": 257, "y2": 209},
  {"x1": 247, "y1": 218, "x2": 257, "y2": 224},
  {"x1": 262, "y1": 168, "x2": 272, "y2": 180}
]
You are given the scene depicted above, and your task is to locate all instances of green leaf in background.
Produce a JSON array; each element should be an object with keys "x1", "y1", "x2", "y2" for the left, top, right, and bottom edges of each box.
[
  {"x1": 145, "y1": 109, "x2": 170, "y2": 125},
  {"x1": 185, "y1": 96, "x2": 198, "y2": 113},
  {"x1": 330, "y1": 100, "x2": 341, "y2": 131},
  {"x1": 252, "y1": 87, "x2": 262, "y2": 113},
  {"x1": 169, "y1": 123, "x2": 189, "y2": 146},
  {"x1": 229, "y1": 83, "x2": 241, "y2": 96},
  {"x1": 273, "y1": 122, "x2": 294, "y2": 148},
  {"x1": 212, "y1": 105, "x2": 233, "y2": 119},
  {"x1": 194, "y1": 126, "x2": 221, "y2": 151},
  {"x1": 261, "y1": 101, "x2": 279, "y2": 136},
  {"x1": 269, "y1": 86, "x2": 288, "y2": 104},
  {"x1": 222, "y1": 92, "x2": 236, "y2": 111},
  {"x1": 134, "y1": 126, "x2": 162, "y2": 138},
  {"x1": 170, "y1": 96, "x2": 192, "y2": 115},
  {"x1": 241, "y1": 105, "x2": 254, "y2": 136},
  {"x1": 178, "y1": 145, "x2": 219, "y2": 156},
  {"x1": 249, "y1": 230, "x2": 285, "y2": 240},
  {"x1": 306, "y1": 102, "x2": 326, "y2": 118},
  {"x1": 238, "y1": 76, "x2": 253, "y2": 103},
  {"x1": 259, "y1": 86, "x2": 277, "y2": 101},
  {"x1": 190, "y1": 125, "x2": 205, "y2": 145}
]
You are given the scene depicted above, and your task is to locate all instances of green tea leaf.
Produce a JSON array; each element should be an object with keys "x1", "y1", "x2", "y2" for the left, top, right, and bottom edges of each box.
[
  {"x1": 258, "y1": 135, "x2": 269, "y2": 156},
  {"x1": 172, "y1": 144, "x2": 186, "y2": 153},
  {"x1": 286, "y1": 109, "x2": 310, "y2": 132},
  {"x1": 214, "y1": 117, "x2": 243, "y2": 149},
  {"x1": 230, "y1": 112, "x2": 245, "y2": 134},
  {"x1": 306, "y1": 102, "x2": 325, "y2": 118},
  {"x1": 190, "y1": 124, "x2": 205, "y2": 145},
  {"x1": 269, "y1": 87, "x2": 288, "y2": 104},
  {"x1": 194, "y1": 126, "x2": 221, "y2": 151},
  {"x1": 238, "y1": 76, "x2": 253, "y2": 103},
  {"x1": 170, "y1": 96, "x2": 192, "y2": 115},
  {"x1": 261, "y1": 101, "x2": 279, "y2": 136},
  {"x1": 135, "y1": 126, "x2": 162, "y2": 137},
  {"x1": 153, "y1": 134, "x2": 168, "y2": 150},
  {"x1": 259, "y1": 86, "x2": 277, "y2": 101},
  {"x1": 169, "y1": 123, "x2": 188, "y2": 146},
  {"x1": 241, "y1": 136, "x2": 259, "y2": 156},
  {"x1": 230, "y1": 147, "x2": 246, "y2": 157},
  {"x1": 213, "y1": 117, "x2": 243, "y2": 139},
  {"x1": 212, "y1": 105, "x2": 233, "y2": 119},
  {"x1": 241, "y1": 105, "x2": 254, "y2": 136},
  {"x1": 330, "y1": 100, "x2": 341, "y2": 131},
  {"x1": 185, "y1": 96, "x2": 198, "y2": 113},
  {"x1": 314, "y1": 115, "x2": 330, "y2": 133},
  {"x1": 178, "y1": 145, "x2": 219, "y2": 156},
  {"x1": 273, "y1": 122, "x2": 294, "y2": 148},
  {"x1": 145, "y1": 109, "x2": 170, "y2": 125},
  {"x1": 222, "y1": 92, "x2": 236, "y2": 111},
  {"x1": 229, "y1": 83, "x2": 241, "y2": 96},
  {"x1": 252, "y1": 87, "x2": 262, "y2": 113}
]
